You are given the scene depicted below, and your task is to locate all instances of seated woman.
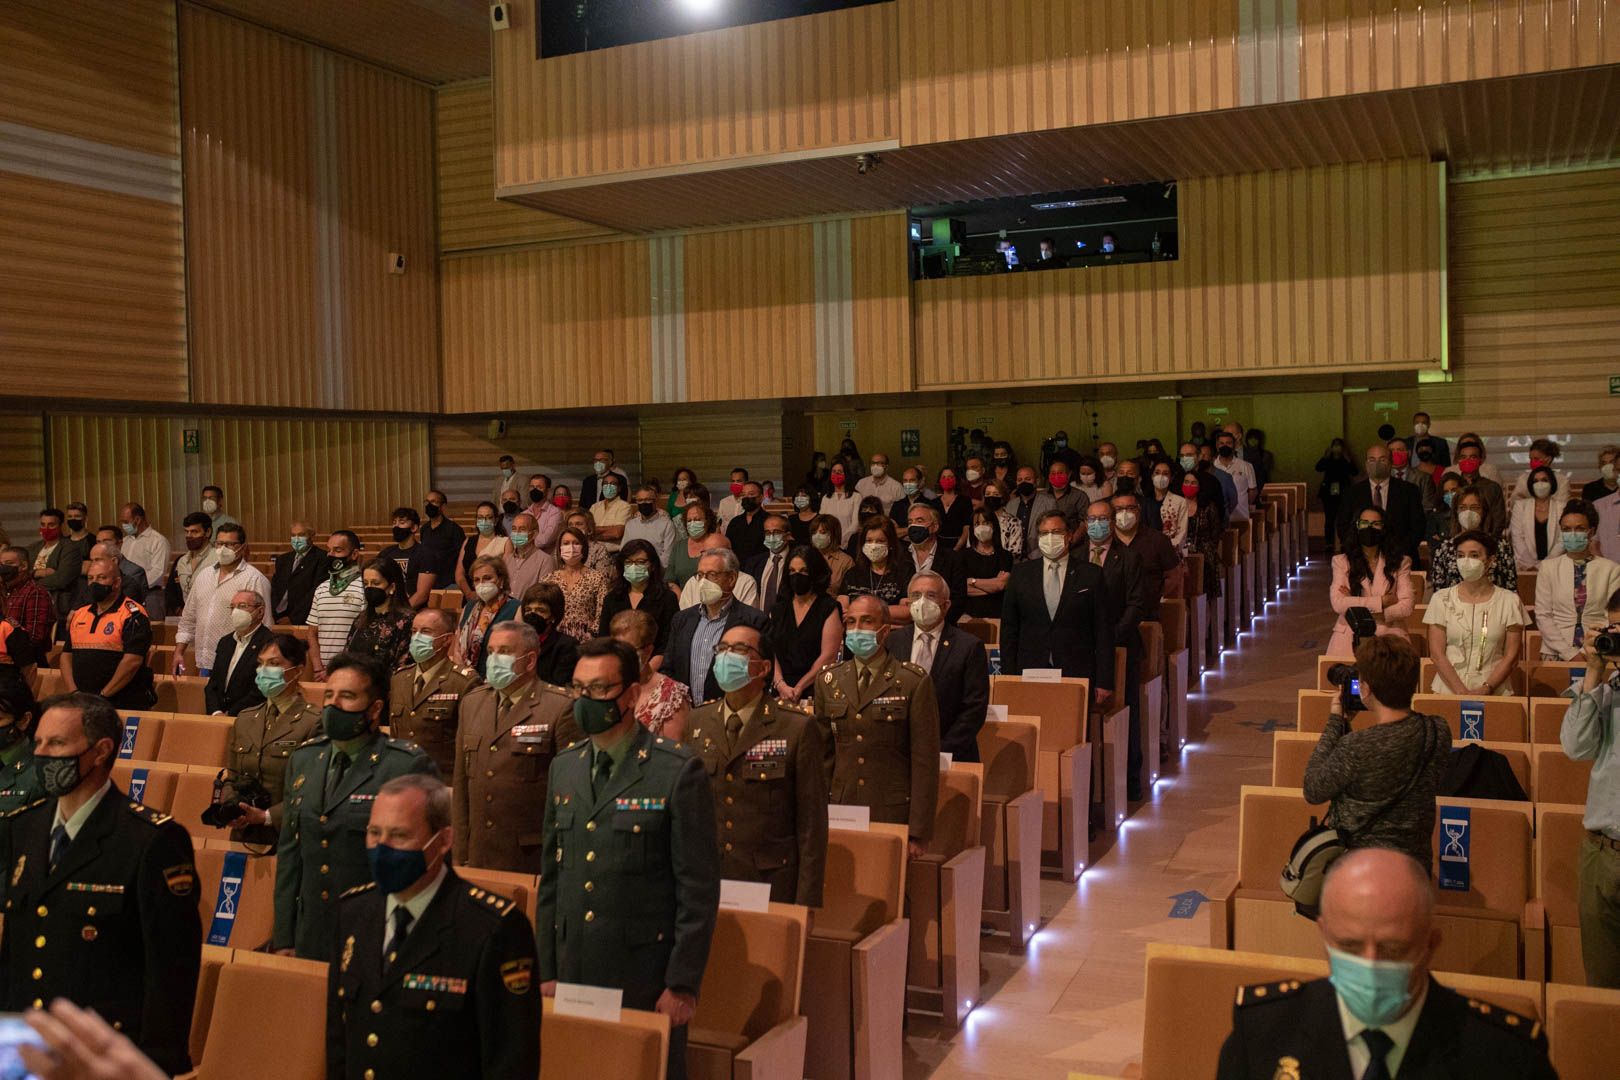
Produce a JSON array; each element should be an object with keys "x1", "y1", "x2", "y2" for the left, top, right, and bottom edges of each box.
[
  {"x1": 1424, "y1": 530, "x2": 1526, "y2": 696},
  {"x1": 519, "y1": 581, "x2": 578, "y2": 687},
  {"x1": 1428, "y1": 485, "x2": 1517, "y2": 594},
  {"x1": 808, "y1": 514, "x2": 854, "y2": 593},
  {"x1": 1533, "y1": 500, "x2": 1620, "y2": 660},
  {"x1": 1326, "y1": 505, "x2": 1414, "y2": 658}
]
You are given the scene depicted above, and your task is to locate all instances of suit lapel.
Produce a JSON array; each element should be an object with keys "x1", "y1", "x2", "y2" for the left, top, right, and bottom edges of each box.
[
  {"x1": 929, "y1": 628, "x2": 953, "y2": 678},
  {"x1": 42, "y1": 789, "x2": 120, "y2": 891},
  {"x1": 1297, "y1": 980, "x2": 1356, "y2": 1080}
]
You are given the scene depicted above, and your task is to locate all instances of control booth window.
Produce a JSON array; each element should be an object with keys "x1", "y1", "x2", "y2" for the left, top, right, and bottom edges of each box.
[
  {"x1": 909, "y1": 182, "x2": 1180, "y2": 281},
  {"x1": 540, "y1": 0, "x2": 892, "y2": 58}
]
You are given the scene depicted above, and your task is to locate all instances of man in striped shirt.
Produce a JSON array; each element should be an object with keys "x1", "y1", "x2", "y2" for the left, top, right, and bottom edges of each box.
[{"x1": 306, "y1": 529, "x2": 368, "y2": 679}]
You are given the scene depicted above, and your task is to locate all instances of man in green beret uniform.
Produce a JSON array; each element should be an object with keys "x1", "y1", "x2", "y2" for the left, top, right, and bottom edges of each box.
[
  {"x1": 537, "y1": 637, "x2": 719, "y2": 1080},
  {"x1": 812, "y1": 594, "x2": 940, "y2": 859},
  {"x1": 273, "y1": 652, "x2": 437, "y2": 961},
  {"x1": 389, "y1": 608, "x2": 480, "y2": 775},
  {"x1": 684, "y1": 624, "x2": 827, "y2": 905},
  {"x1": 1217, "y1": 849, "x2": 1556, "y2": 1079}
]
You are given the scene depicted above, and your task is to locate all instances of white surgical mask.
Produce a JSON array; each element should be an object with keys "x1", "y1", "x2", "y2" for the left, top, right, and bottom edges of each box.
[
  {"x1": 973, "y1": 523, "x2": 995, "y2": 543},
  {"x1": 1115, "y1": 510, "x2": 1139, "y2": 532},
  {"x1": 862, "y1": 542, "x2": 889, "y2": 564},
  {"x1": 810, "y1": 532, "x2": 832, "y2": 551},
  {"x1": 1456, "y1": 556, "x2": 1486, "y2": 582},
  {"x1": 964, "y1": 469, "x2": 981, "y2": 483},
  {"x1": 215, "y1": 546, "x2": 239, "y2": 565},
  {"x1": 1099, "y1": 455, "x2": 1116, "y2": 469},
  {"x1": 475, "y1": 582, "x2": 500, "y2": 603},
  {"x1": 229, "y1": 607, "x2": 256, "y2": 633},
  {"x1": 697, "y1": 578, "x2": 725, "y2": 607},
  {"x1": 1038, "y1": 533, "x2": 1068, "y2": 560},
  {"x1": 1413, "y1": 422, "x2": 1429, "y2": 436},
  {"x1": 1532, "y1": 480, "x2": 1552, "y2": 498},
  {"x1": 676, "y1": 478, "x2": 690, "y2": 491},
  {"x1": 870, "y1": 464, "x2": 886, "y2": 479},
  {"x1": 1152, "y1": 473, "x2": 1170, "y2": 491},
  {"x1": 1602, "y1": 462, "x2": 1617, "y2": 482},
  {"x1": 909, "y1": 596, "x2": 942, "y2": 631},
  {"x1": 202, "y1": 498, "x2": 219, "y2": 514},
  {"x1": 1457, "y1": 509, "x2": 1482, "y2": 531}
]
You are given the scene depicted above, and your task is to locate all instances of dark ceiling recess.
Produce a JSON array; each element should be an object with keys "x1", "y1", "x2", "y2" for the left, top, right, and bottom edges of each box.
[{"x1": 539, "y1": 0, "x2": 890, "y2": 58}]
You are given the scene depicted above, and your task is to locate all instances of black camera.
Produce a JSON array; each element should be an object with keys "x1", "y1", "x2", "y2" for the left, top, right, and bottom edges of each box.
[
  {"x1": 1594, "y1": 628, "x2": 1620, "y2": 658},
  {"x1": 200, "y1": 769, "x2": 272, "y2": 828},
  {"x1": 1344, "y1": 607, "x2": 1378, "y2": 650},
  {"x1": 1326, "y1": 663, "x2": 1364, "y2": 714}
]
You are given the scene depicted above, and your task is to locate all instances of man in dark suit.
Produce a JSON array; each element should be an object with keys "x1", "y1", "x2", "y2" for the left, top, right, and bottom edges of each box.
[
  {"x1": 580, "y1": 448, "x2": 630, "y2": 512},
  {"x1": 887, "y1": 570, "x2": 988, "y2": 762},
  {"x1": 1000, "y1": 511, "x2": 1115, "y2": 709},
  {"x1": 1217, "y1": 848, "x2": 1556, "y2": 1079},
  {"x1": 271, "y1": 521, "x2": 324, "y2": 625},
  {"x1": 0, "y1": 692, "x2": 202, "y2": 1075},
  {"x1": 740, "y1": 514, "x2": 792, "y2": 611},
  {"x1": 204, "y1": 588, "x2": 275, "y2": 715},
  {"x1": 537, "y1": 638, "x2": 719, "y2": 1080},
  {"x1": 327, "y1": 774, "x2": 539, "y2": 1080},
  {"x1": 902, "y1": 503, "x2": 967, "y2": 623},
  {"x1": 663, "y1": 549, "x2": 767, "y2": 707},
  {"x1": 1335, "y1": 443, "x2": 1425, "y2": 562},
  {"x1": 1080, "y1": 499, "x2": 1148, "y2": 799}
]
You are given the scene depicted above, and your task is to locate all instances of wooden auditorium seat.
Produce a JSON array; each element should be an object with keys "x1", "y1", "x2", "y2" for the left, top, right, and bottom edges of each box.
[
  {"x1": 1531, "y1": 696, "x2": 1570, "y2": 744},
  {"x1": 954, "y1": 618, "x2": 998, "y2": 646},
  {"x1": 187, "y1": 944, "x2": 233, "y2": 1067},
  {"x1": 1183, "y1": 552, "x2": 1208, "y2": 676},
  {"x1": 1534, "y1": 803, "x2": 1588, "y2": 985},
  {"x1": 541, "y1": 999, "x2": 669, "y2": 1080},
  {"x1": 1545, "y1": 981, "x2": 1620, "y2": 1080},
  {"x1": 1136, "y1": 619, "x2": 1165, "y2": 795},
  {"x1": 171, "y1": 767, "x2": 227, "y2": 836},
  {"x1": 179, "y1": 953, "x2": 327, "y2": 1080},
  {"x1": 116, "y1": 709, "x2": 168, "y2": 760},
  {"x1": 1159, "y1": 598, "x2": 1190, "y2": 754},
  {"x1": 1532, "y1": 747, "x2": 1592, "y2": 806},
  {"x1": 906, "y1": 762, "x2": 986, "y2": 1030},
  {"x1": 154, "y1": 675, "x2": 209, "y2": 714},
  {"x1": 192, "y1": 841, "x2": 278, "y2": 950},
  {"x1": 111, "y1": 760, "x2": 184, "y2": 812},
  {"x1": 1269, "y1": 733, "x2": 1530, "y2": 798},
  {"x1": 1529, "y1": 661, "x2": 1586, "y2": 698},
  {"x1": 1411, "y1": 694, "x2": 1529, "y2": 742},
  {"x1": 687, "y1": 904, "x2": 809, "y2": 1080},
  {"x1": 989, "y1": 676, "x2": 1098, "y2": 877},
  {"x1": 975, "y1": 717, "x2": 1042, "y2": 948},
  {"x1": 156, "y1": 715, "x2": 233, "y2": 768}
]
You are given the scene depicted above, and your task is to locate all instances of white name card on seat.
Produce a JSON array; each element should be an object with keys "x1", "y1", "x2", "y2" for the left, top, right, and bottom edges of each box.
[
  {"x1": 828, "y1": 804, "x2": 870, "y2": 831},
  {"x1": 986, "y1": 704, "x2": 1008, "y2": 723},
  {"x1": 718, "y1": 879, "x2": 772, "y2": 913},
  {"x1": 939, "y1": 752, "x2": 953, "y2": 770},
  {"x1": 554, "y1": 983, "x2": 622, "y2": 1023},
  {"x1": 1021, "y1": 668, "x2": 1063, "y2": 682}
]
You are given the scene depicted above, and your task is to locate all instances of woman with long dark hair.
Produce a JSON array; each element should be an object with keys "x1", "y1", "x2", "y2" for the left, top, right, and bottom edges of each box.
[
  {"x1": 1326, "y1": 505, "x2": 1414, "y2": 658},
  {"x1": 764, "y1": 545, "x2": 843, "y2": 703},
  {"x1": 598, "y1": 539, "x2": 680, "y2": 662},
  {"x1": 345, "y1": 557, "x2": 414, "y2": 671}
]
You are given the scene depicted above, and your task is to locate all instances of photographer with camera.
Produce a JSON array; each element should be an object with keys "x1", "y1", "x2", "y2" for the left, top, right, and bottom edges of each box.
[
  {"x1": 1304, "y1": 636, "x2": 1451, "y2": 870},
  {"x1": 1560, "y1": 586, "x2": 1620, "y2": 987}
]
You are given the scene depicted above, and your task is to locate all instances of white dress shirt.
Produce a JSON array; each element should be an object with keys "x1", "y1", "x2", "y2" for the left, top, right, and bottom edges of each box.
[
  {"x1": 1335, "y1": 982, "x2": 1427, "y2": 1080},
  {"x1": 910, "y1": 626, "x2": 940, "y2": 672},
  {"x1": 384, "y1": 864, "x2": 447, "y2": 955},
  {"x1": 123, "y1": 527, "x2": 173, "y2": 588},
  {"x1": 176, "y1": 560, "x2": 273, "y2": 671},
  {"x1": 1216, "y1": 456, "x2": 1257, "y2": 521},
  {"x1": 55, "y1": 779, "x2": 114, "y2": 841},
  {"x1": 856, "y1": 473, "x2": 906, "y2": 513}
]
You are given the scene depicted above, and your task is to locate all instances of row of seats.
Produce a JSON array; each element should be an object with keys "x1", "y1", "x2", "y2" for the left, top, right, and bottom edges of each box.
[
  {"x1": 1313, "y1": 653, "x2": 1589, "y2": 699},
  {"x1": 1272, "y1": 731, "x2": 1591, "y2": 805},
  {"x1": 1298, "y1": 688, "x2": 1579, "y2": 744}
]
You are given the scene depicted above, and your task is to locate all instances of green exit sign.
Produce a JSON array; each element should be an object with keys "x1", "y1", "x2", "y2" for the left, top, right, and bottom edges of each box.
[
  {"x1": 1610, "y1": 375, "x2": 1620, "y2": 396},
  {"x1": 1373, "y1": 400, "x2": 1400, "y2": 412},
  {"x1": 182, "y1": 429, "x2": 200, "y2": 454}
]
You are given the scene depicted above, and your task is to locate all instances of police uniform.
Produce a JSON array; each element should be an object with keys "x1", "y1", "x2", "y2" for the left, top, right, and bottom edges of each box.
[
  {"x1": 0, "y1": 786, "x2": 202, "y2": 1076},
  {"x1": 684, "y1": 695, "x2": 828, "y2": 905},
  {"x1": 273, "y1": 732, "x2": 438, "y2": 960},
  {"x1": 451, "y1": 679, "x2": 581, "y2": 874},
  {"x1": 60, "y1": 598, "x2": 156, "y2": 710},
  {"x1": 536, "y1": 723, "x2": 719, "y2": 1080},
  {"x1": 327, "y1": 869, "x2": 540, "y2": 1080},
  {"x1": 811, "y1": 652, "x2": 941, "y2": 843},
  {"x1": 388, "y1": 657, "x2": 480, "y2": 776},
  {"x1": 226, "y1": 692, "x2": 322, "y2": 844},
  {"x1": 1215, "y1": 975, "x2": 1558, "y2": 1079}
]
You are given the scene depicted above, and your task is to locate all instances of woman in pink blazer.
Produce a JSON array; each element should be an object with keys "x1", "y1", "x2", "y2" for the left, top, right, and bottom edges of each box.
[{"x1": 1327, "y1": 504, "x2": 1416, "y2": 657}]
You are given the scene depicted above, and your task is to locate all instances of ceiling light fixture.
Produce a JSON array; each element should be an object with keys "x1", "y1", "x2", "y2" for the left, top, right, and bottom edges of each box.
[{"x1": 1030, "y1": 196, "x2": 1128, "y2": 211}]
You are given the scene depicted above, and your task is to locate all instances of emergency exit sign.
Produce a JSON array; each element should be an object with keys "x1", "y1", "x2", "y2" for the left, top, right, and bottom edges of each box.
[
  {"x1": 1610, "y1": 375, "x2": 1620, "y2": 395},
  {"x1": 182, "y1": 429, "x2": 200, "y2": 454}
]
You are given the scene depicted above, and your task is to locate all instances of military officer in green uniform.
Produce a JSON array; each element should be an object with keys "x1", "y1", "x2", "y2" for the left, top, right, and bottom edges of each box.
[
  {"x1": 537, "y1": 638, "x2": 719, "y2": 1080},
  {"x1": 812, "y1": 594, "x2": 941, "y2": 858},
  {"x1": 327, "y1": 774, "x2": 539, "y2": 1080},
  {"x1": 1217, "y1": 849, "x2": 1557, "y2": 1079},
  {"x1": 390, "y1": 608, "x2": 480, "y2": 775},
  {"x1": 212, "y1": 633, "x2": 321, "y2": 847},
  {"x1": 1, "y1": 691, "x2": 202, "y2": 1075},
  {"x1": 684, "y1": 624, "x2": 827, "y2": 905},
  {"x1": 453, "y1": 620, "x2": 580, "y2": 874},
  {"x1": 274, "y1": 652, "x2": 438, "y2": 961},
  {"x1": 0, "y1": 682, "x2": 41, "y2": 821}
]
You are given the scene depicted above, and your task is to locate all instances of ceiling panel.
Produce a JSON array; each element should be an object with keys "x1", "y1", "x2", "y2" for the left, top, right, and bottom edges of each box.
[
  {"x1": 503, "y1": 66, "x2": 1620, "y2": 232},
  {"x1": 189, "y1": 0, "x2": 489, "y2": 82}
]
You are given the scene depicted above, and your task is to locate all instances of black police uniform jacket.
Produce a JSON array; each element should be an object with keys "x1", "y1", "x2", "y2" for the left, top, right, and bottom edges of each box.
[
  {"x1": 327, "y1": 868, "x2": 541, "y2": 1080},
  {"x1": 0, "y1": 786, "x2": 202, "y2": 1076},
  {"x1": 1216, "y1": 975, "x2": 1558, "y2": 1079}
]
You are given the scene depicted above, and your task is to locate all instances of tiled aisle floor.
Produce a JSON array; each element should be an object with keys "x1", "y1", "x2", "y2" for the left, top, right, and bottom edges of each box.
[{"x1": 906, "y1": 558, "x2": 1332, "y2": 1079}]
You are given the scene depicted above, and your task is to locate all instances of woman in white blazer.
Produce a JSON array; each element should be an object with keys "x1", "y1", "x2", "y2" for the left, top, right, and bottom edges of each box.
[
  {"x1": 1534, "y1": 502, "x2": 1620, "y2": 660},
  {"x1": 1150, "y1": 459, "x2": 1189, "y2": 551},
  {"x1": 1509, "y1": 464, "x2": 1569, "y2": 571}
]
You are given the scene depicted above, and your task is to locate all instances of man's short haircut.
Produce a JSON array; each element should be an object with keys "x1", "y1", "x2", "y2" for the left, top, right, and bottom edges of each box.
[
  {"x1": 698, "y1": 547, "x2": 740, "y2": 574},
  {"x1": 907, "y1": 504, "x2": 941, "y2": 525},
  {"x1": 577, "y1": 636, "x2": 640, "y2": 689},
  {"x1": 427, "y1": 489, "x2": 448, "y2": 503},
  {"x1": 488, "y1": 618, "x2": 540, "y2": 654},
  {"x1": 1353, "y1": 634, "x2": 1420, "y2": 711},
  {"x1": 66, "y1": 501, "x2": 88, "y2": 515},
  {"x1": 528, "y1": 473, "x2": 550, "y2": 485},
  {"x1": 1323, "y1": 847, "x2": 1434, "y2": 920},
  {"x1": 87, "y1": 556, "x2": 121, "y2": 579},
  {"x1": 40, "y1": 507, "x2": 64, "y2": 525},
  {"x1": 521, "y1": 581, "x2": 565, "y2": 615},
  {"x1": 1034, "y1": 510, "x2": 1069, "y2": 532},
  {"x1": 413, "y1": 607, "x2": 456, "y2": 635},
  {"x1": 39, "y1": 692, "x2": 124, "y2": 752},
  {"x1": 326, "y1": 653, "x2": 391, "y2": 711},
  {"x1": 498, "y1": 454, "x2": 515, "y2": 464},
  {"x1": 377, "y1": 773, "x2": 451, "y2": 833},
  {"x1": 908, "y1": 570, "x2": 949, "y2": 596},
  {"x1": 182, "y1": 511, "x2": 212, "y2": 531},
  {"x1": 215, "y1": 523, "x2": 246, "y2": 544},
  {"x1": 127, "y1": 503, "x2": 147, "y2": 520},
  {"x1": 266, "y1": 632, "x2": 309, "y2": 666},
  {"x1": 731, "y1": 467, "x2": 749, "y2": 479},
  {"x1": 847, "y1": 593, "x2": 890, "y2": 626},
  {"x1": 330, "y1": 529, "x2": 361, "y2": 551},
  {"x1": 392, "y1": 506, "x2": 421, "y2": 526},
  {"x1": 202, "y1": 485, "x2": 223, "y2": 499}
]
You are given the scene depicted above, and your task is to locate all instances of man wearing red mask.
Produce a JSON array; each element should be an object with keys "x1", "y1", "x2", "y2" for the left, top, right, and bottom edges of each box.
[
  {"x1": 715, "y1": 467, "x2": 750, "y2": 532},
  {"x1": 1387, "y1": 436, "x2": 1440, "y2": 513},
  {"x1": 26, "y1": 508, "x2": 90, "y2": 621},
  {"x1": 1028, "y1": 461, "x2": 1086, "y2": 540},
  {"x1": 1454, "y1": 437, "x2": 1508, "y2": 533}
]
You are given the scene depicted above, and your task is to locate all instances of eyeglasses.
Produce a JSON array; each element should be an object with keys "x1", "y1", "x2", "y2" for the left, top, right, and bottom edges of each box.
[
  {"x1": 693, "y1": 570, "x2": 733, "y2": 582},
  {"x1": 568, "y1": 681, "x2": 623, "y2": 699},
  {"x1": 215, "y1": 540, "x2": 245, "y2": 550},
  {"x1": 623, "y1": 558, "x2": 651, "y2": 567},
  {"x1": 713, "y1": 643, "x2": 759, "y2": 658}
]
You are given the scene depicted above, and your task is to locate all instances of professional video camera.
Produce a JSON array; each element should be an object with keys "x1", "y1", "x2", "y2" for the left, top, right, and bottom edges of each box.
[{"x1": 200, "y1": 769, "x2": 272, "y2": 828}]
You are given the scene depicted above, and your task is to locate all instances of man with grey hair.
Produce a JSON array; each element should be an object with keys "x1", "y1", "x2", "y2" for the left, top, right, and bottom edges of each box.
[
  {"x1": 1217, "y1": 848, "x2": 1555, "y2": 1078},
  {"x1": 666, "y1": 548, "x2": 767, "y2": 706},
  {"x1": 886, "y1": 570, "x2": 987, "y2": 762},
  {"x1": 203, "y1": 587, "x2": 274, "y2": 716},
  {"x1": 328, "y1": 772, "x2": 540, "y2": 1079},
  {"x1": 677, "y1": 542, "x2": 760, "y2": 608},
  {"x1": 903, "y1": 501, "x2": 967, "y2": 620},
  {"x1": 389, "y1": 606, "x2": 479, "y2": 776},
  {"x1": 74, "y1": 528, "x2": 147, "y2": 606},
  {"x1": 451, "y1": 621, "x2": 579, "y2": 873}
]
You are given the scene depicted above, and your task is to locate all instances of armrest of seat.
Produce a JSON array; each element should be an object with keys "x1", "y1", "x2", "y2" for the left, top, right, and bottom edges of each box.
[
  {"x1": 940, "y1": 845, "x2": 987, "y2": 1028},
  {"x1": 852, "y1": 918, "x2": 909, "y2": 1080},
  {"x1": 735, "y1": 1014, "x2": 808, "y2": 1080},
  {"x1": 1056, "y1": 743, "x2": 1091, "y2": 880},
  {"x1": 1523, "y1": 898, "x2": 1547, "y2": 983},
  {"x1": 1208, "y1": 872, "x2": 1239, "y2": 949},
  {"x1": 1002, "y1": 787, "x2": 1043, "y2": 945}
]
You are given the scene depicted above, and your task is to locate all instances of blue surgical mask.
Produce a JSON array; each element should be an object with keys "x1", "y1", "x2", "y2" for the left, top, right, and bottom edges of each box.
[
  {"x1": 121, "y1": 522, "x2": 136, "y2": 537},
  {"x1": 476, "y1": 519, "x2": 495, "y2": 536},
  {"x1": 1326, "y1": 946, "x2": 1418, "y2": 1028},
  {"x1": 510, "y1": 531, "x2": 531, "y2": 549},
  {"x1": 254, "y1": 665, "x2": 287, "y2": 698},
  {"x1": 712, "y1": 652, "x2": 754, "y2": 693},
  {"x1": 289, "y1": 535, "x2": 310, "y2": 554},
  {"x1": 367, "y1": 834, "x2": 440, "y2": 895},
  {"x1": 844, "y1": 629, "x2": 880, "y2": 659},
  {"x1": 622, "y1": 562, "x2": 649, "y2": 585},
  {"x1": 902, "y1": 482, "x2": 919, "y2": 497},
  {"x1": 601, "y1": 483, "x2": 619, "y2": 500},
  {"x1": 686, "y1": 520, "x2": 707, "y2": 538},
  {"x1": 486, "y1": 653, "x2": 521, "y2": 691},
  {"x1": 408, "y1": 631, "x2": 439, "y2": 665},
  {"x1": 1179, "y1": 455, "x2": 1197, "y2": 472},
  {"x1": 763, "y1": 534, "x2": 786, "y2": 553},
  {"x1": 1442, "y1": 490, "x2": 1455, "y2": 508},
  {"x1": 1561, "y1": 530, "x2": 1589, "y2": 554},
  {"x1": 1086, "y1": 519, "x2": 1112, "y2": 543}
]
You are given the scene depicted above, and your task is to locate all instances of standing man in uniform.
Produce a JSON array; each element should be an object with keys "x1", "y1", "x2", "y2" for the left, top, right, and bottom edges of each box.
[
  {"x1": 684, "y1": 625, "x2": 828, "y2": 905},
  {"x1": 0, "y1": 692, "x2": 201, "y2": 1075},
  {"x1": 0, "y1": 682, "x2": 41, "y2": 826},
  {"x1": 327, "y1": 774, "x2": 539, "y2": 1080},
  {"x1": 273, "y1": 653, "x2": 438, "y2": 961},
  {"x1": 215, "y1": 633, "x2": 321, "y2": 848},
  {"x1": 537, "y1": 638, "x2": 719, "y2": 1080},
  {"x1": 390, "y1": 608, "x2": 480, "y2": 776},
  {"x1": 57, "y1": 558, "x2": 157, "y2": 711},
  {"x1": 812, "y1": 594, "x2": 941, "y2": 857},
  {"x1": 452, "y1": 621, "x2": 579, "y2": 874}
]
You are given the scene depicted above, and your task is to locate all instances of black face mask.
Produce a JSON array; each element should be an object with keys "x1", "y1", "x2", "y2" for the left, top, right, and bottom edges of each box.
[
  {"x1": 502, "y1": 500, "x2": 519, "y2": 515},
  {"x1": 523, "y1": 613, "x2": 550, "y2": 636},
  {"x1": 66, "y1": 518, "x2": 85, "y2": 532},
  {"x1": 364, "y1": 586, "x2": 389, "y2": 609},
  {"x1": 984, "y1": 496, "x2": 1005, "y2": 512},
  {"x1": 1015, "y1": 482, "x2": 1035, "y2": 499},
  {"x1": 741, "y1": 497, "x2": 760, "y2": 513},
  {"x1": 529, "y1": 489, "x2": 545, "y2": 504},
  {"x1": 89, "y1": 582, "x2": 115, "y2": 603},
  {"x1": 906, "y1": 524, "x2": 932, "y2": 545},
  {"x1": 329, "y1": 556, "x2": 352, "y2": 576},
  {"x1": 637, "y1": 501, "x2": 657, "y2": 517},
  {"x1": 1356, "y1": 525, "x2": 1385, "y2": 547},
  {"x1": 0, "y1": 564, "x2": 17, "y2": 582},
  {"x1": 788, "y1": 571, "x2": 813, "y2": 596},
  {"x1": 993, "y1": 457, "x2": 1009, "y2": 467},
  {"x1": 392, "y1": 526, "x2": 412, "y2": 544},
  {"x1": 424, "y1": 503, "x2": 442, "y2": 519},
  {"x1": 1217, "y1": 445, "x2": 1235, "y2": 459},
  {"x1": 1416, "y1": 447, "x2": 1434, "y2": 463},
  {"x1": 0, "y1": 722, "x2": 26, "y2": 751}
]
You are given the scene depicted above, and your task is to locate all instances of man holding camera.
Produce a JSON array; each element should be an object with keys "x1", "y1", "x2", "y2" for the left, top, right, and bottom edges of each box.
[{"x1": 1560, "y1": 585, "x2": 1620, "y2": 988}]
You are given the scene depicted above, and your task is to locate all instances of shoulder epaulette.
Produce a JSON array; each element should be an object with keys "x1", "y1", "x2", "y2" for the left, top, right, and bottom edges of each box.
[
  {"x1": 126, "y1": 801, "x2": 172, "y2": 826},
  {"x1": 539, "y1": 681, "x2": 572, "y2": 699},
  {"x1": 1464, "y1": 997, "x2": 1544, "y2": 1041},
  {"x1": 900, "y1": 661, "x2": 927, "y2": 677},
  {"x1": 455, "y1": 665, "x2": 478, "y2": 679},
  {"x1": 298, "y1": 734, "x2": 329, "y2": 747},
  {"x1": 386, "y1": 737, "x2": 423, "y2": 753},
  {"x1": 340, "y1": 882, "x2": 376, "y2": 900},
  {"x1": 650, "y1": 735, "x2": 692, "y2": 758},
  {"x1": 465, "y1": 884, "x2": 516, "y2": 916},
  {"x1": 1235, "y1": 978, "x2": 1306, "y2": 1007},
  {"x1": 6, "y1": 798, "x2": 47, "y2": 819}
]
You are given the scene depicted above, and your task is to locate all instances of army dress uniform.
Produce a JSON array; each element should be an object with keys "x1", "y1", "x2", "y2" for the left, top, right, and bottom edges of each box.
[
  {"x1": 388, "y1": 657, "x2": 480, "y2": 776},
  {"x1": 0, "y1": 742, "x2": 41, "y2": 817},
  {"x1": 0, "y1": 787, "x2": 202, "y2": 1076},
  {"x1": 684, "y1": 695, "x2": 829, "y2": 905},
  {"x1": 536, "y1": 723, "x2": 719, "y2": 1079},
  {"x1": 452, "y1": 679, "x2": 581, "y2": 874},
  {"x1": 227, "y1": 691, "x2": 322, "y2": 845},
  {"x1": 273, "y1": 732, "x2": 438, "y2": 960},
  {"x1": 812, "y1": 653, "x2": 941, "y2": 843},
  {"x1": 327, "y1": 869, "x2": 540, "y2": 1080},
  {"x1": 1215, "y1": 975, "x2": 1558, "y2": 1079}
]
